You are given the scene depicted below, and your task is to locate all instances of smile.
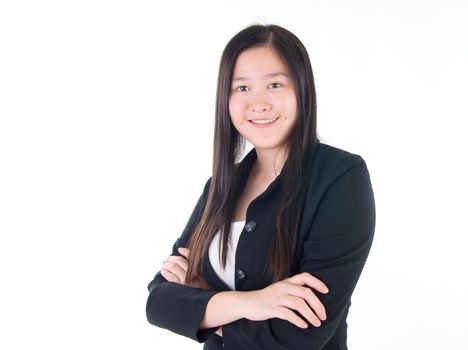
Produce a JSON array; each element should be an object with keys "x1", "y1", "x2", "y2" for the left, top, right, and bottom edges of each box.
[{"x1": 249, "y1": 116, "x2": 279, "y2": 128}]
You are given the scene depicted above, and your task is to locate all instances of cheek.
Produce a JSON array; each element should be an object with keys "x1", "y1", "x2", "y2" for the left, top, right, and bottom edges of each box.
[
  {"x1": 283, "y1": 94, "x2": 297, "y2": 120},
  {"x1": 228, "y1": 97, "x2": 245, "y2": 123}
]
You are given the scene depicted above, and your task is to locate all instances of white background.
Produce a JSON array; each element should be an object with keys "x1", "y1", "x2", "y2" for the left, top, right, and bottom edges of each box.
[{"x1": 1, "y1": 0, "x2": 467, "y2": 349}]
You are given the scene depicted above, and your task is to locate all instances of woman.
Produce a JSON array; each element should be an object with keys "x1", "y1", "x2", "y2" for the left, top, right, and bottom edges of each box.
[{"x1": 146, "y1": 23, "x2": 376, "y2": 350}]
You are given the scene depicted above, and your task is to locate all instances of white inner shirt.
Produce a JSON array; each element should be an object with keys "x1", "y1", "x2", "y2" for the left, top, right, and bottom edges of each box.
[{"x1": 208, "y1": 221, "x2": 246, "y2": 290}]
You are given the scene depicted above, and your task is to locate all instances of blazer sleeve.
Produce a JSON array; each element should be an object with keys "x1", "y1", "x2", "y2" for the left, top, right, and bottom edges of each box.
[
  {"x1": 221, "y1": 159, "x2": 376, "y2": 349},
  {"x1": 145, "y1": 177, "x2": 221, "y2": 343}
]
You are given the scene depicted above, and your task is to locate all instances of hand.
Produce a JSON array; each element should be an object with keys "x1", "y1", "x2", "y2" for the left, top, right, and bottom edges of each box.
[
  {"x1": 242, "y1": 272, "x2": 328, "y2": 328},
  {"x1": 161, "y1": 247, "x2": 213, "y2": 290}
]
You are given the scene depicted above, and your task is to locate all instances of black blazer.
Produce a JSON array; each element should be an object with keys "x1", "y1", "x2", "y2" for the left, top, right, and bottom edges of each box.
[{"x1": 146, "y1": 142, "x2": 376, "y2": 349}]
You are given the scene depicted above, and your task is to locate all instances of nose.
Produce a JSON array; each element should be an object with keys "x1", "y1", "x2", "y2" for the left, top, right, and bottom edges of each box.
[{"x1": 248, "y1": 90, "x2": 272, "y2": 113}]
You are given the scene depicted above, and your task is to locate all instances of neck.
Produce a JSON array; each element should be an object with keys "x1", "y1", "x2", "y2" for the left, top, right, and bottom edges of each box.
[{"x1": 252, "y1": 145, "x2": 289, "y2": 179}]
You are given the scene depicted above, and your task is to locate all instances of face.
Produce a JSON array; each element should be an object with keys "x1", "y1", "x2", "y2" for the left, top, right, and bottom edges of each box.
[{"x1": 228, "y1": 45, "x2": 297, "y2": 152}]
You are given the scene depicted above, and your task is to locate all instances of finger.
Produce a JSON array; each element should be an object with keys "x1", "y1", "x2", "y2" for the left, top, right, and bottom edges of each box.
[
  {"x1": 161, "y1": 268, "x2": 181, "y2": 284},
  {"x1": 286, "y1": 284, "x2": 327, "y2": 321},
  {"x1": 163, "y1": 261, "x2": 187, "y2": 283},
  {"x1": 164, "y1": 256, "x2": 188, "y2": 272},
  {"x1": 288, "y1": 272, "x2": 329, "y2": 294},
  {"x1": 178, "y1": 247, "x2": 190, "y2": 256},
  {"x1": 281, "y1": 296, "x2": 322, "y2": 327},
  {"x1": 301, "y1": 286, "x2": 327, "y2": 320},
  {"x1": 276, "y1": 306, "x2": 309, "y2": 329}
]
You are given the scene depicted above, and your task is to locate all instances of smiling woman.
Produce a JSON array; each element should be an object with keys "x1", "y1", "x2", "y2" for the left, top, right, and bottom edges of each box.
[{"x1": 146, "y1": 23, "x2": 376, "y2": 350}]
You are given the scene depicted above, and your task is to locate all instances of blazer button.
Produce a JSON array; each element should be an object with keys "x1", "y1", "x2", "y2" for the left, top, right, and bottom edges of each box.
[
  {"x1": 244, "y1": 221, "x2": 257, "y2": 232},
  {"x1": 236, "y1": 269, "x2": 246, "y2": 280}
]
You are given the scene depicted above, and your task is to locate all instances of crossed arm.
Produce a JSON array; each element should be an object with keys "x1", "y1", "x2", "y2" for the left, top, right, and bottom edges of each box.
[
  {"x1": 146, "y1": 161, "x2": 375, "y2": 348},
  {"x1": 162, "y1": 249, "x2": 329, "y2": 337}
]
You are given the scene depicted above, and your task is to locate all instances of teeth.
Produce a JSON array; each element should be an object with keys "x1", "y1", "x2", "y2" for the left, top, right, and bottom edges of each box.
[{"x1": 251, "y1": 117, "x2": 278, "y2": 124}]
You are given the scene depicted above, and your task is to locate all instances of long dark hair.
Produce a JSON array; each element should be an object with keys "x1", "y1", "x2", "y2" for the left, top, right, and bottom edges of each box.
[{"x1": 185, "y1": 23, "x2": 319, "y2": 285}]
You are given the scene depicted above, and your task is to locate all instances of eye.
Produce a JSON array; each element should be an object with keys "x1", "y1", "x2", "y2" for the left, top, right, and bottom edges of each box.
[
  {"x1": 234, "y1": 85, "x2": 249, "y2": 92},
  {"x1": 269, "y1": 82, "x2": 283, "y2": 89}
]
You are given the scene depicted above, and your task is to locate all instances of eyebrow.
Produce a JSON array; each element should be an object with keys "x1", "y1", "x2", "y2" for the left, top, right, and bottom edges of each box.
[{"x1": 232, "y1": 72, "x2": 289, "y2": 82}]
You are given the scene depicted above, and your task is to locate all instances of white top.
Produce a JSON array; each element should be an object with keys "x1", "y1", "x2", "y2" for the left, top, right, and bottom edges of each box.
[{"x1": 208, "y1": 221, "x2": 246, "y2": 290}]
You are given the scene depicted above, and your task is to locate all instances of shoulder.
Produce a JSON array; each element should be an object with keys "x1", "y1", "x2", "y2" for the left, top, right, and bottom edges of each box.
[
  {"x1": 298, "y1": 142, "x2": 375, "y2": 243},
  {"x1": 302, "y1": 141, "x2": 371, "y2": 201},
  {"x1": 311, "y1": 142, "x2": 366, "y2": 178}
]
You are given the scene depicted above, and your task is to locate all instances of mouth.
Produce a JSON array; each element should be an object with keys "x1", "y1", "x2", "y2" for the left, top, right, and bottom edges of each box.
[{"x1": 249, "y1": 116, "x2": 280, "y2": 128}]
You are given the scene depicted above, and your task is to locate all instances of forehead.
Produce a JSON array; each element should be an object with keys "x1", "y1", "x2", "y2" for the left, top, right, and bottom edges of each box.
[{"x1": 232, "y1": 46, "x2": 290, "y2": 77}]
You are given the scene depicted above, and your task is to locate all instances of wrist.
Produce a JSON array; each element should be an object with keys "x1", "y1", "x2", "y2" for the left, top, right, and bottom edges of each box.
[
  {"x1": 238, "y1": 290, "x2": 256, "y2": 319},
  {"x1": 200, "y1": 291, "x2": 250, "y2": 329},
  {"x1": 220, "y1": 291, "x2": 247, "y2": 320}
]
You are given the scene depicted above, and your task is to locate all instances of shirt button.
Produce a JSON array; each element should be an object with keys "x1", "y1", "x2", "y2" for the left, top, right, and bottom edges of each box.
[
  {"x1": 244, "y1": 221, "x2": 257, "y2": 232},
  {"x1": 236, "y1": 269, "x2": 246, "y2": 280}
]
